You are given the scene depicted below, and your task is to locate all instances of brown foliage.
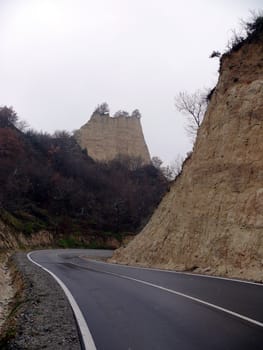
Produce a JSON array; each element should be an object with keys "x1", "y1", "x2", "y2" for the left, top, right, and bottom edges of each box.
[{"x1": 0, "y1": 113, "x2": 168, "y2": 236}]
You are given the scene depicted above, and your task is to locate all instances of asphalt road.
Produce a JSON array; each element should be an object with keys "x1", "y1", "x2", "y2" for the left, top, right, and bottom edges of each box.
[{"x1": 29, "y1": 249, "x2": 263, "y2": 350}]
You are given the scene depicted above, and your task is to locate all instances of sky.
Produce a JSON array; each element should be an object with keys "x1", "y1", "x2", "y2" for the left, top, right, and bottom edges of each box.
[{"x1": 0, "y1": 0, "x2": 262, "y2": 164}]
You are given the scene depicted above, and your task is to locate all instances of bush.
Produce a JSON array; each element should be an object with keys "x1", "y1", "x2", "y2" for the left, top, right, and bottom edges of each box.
[{"x1": 226, "y1": 13, "x2": 263, "y2": 54}]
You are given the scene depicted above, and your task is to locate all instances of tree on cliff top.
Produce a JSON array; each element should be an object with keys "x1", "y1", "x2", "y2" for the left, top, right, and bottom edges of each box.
[
  {"x1": 131, "y1": 109, "x2": 141, "y2": 118},
  {"x1": 93, "y1": 102, "x2": 110, "y2": 115},
  {"x1": 113, "y1": 110, "x2": 129, "y2": 118},
  {"x1": 113, "y1": 109, "x2": 142, "y2": 118}
]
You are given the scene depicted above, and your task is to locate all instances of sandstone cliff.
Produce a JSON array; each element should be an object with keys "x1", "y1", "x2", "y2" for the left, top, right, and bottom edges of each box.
[
  {"x1": 112, "y1": 25, "x2": 263, "y2": 282},
  {"x1": 74, "y1": 113, "x2": 151, "y2": 164}
]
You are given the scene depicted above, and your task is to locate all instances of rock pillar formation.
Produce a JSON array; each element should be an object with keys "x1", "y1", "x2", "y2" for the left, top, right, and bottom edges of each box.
[{"x1": 74, "y1": 114, "x2": 151, "y2": 164}]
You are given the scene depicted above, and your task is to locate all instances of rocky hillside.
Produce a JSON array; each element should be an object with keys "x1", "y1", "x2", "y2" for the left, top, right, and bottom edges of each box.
[
  {"x1": 112, "y1": 18, "x2": 263, "y2": 282},
  {"x1": 74, "y1": 112, "x2": 151, "y2": 164}
]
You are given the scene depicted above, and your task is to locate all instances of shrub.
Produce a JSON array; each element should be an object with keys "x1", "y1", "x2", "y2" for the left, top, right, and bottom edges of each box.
[{"x1": 226, "y1": 13, "x2": 263, "y2": 54}]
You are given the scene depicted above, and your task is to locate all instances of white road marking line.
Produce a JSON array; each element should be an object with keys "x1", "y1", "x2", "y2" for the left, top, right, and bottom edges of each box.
[
  {"x1": 85, "y1": 257, "x2": 263, "y2": 287},
  {"x1": 116, "y1": 274, "x2": 263, "y2": 328},
  {"x1": 27, "y1": 252, "x2": 97, "y2": 350},
  {"x1": 73, "y1": 260, "x2": 263, "y2": 329}
]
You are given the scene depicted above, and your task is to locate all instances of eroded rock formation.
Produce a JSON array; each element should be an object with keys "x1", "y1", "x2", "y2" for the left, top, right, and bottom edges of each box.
[
  {"x1": 74, "y1": 113, "x2": 151, "y2": 164},
  {"x1": 111, "y1": 27, "x2": 263, "y2": 281}
]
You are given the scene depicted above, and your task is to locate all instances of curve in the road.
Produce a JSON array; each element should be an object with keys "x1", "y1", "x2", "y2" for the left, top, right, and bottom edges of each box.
[
  {"x1": 27, "y1": 250, "x2": 263, "y2": 350},
  {"x1": 65, "y1": 259, "x2": 263, "y2": 328},
  {"x1": 27, "y1": 252, "x2": 97, "y2": 350}
]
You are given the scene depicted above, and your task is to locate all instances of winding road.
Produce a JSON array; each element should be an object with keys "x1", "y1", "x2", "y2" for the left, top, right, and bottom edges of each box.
[{"x1": 28, "y1": 249, "x2": 263, "y2": 350}]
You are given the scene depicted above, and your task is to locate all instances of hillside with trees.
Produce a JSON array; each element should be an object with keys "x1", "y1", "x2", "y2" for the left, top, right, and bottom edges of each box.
[{"x1": 0, "y1": 106, "x2": 168, "y2": 245}]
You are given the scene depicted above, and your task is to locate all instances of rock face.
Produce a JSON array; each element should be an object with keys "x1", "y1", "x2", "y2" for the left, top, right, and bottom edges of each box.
[
  {"x1": 74, "y1": 114, "x2": 151, "y2": 164},
  {"x1": 112, "y1": 30, "x2": 263, "y2": 281}
]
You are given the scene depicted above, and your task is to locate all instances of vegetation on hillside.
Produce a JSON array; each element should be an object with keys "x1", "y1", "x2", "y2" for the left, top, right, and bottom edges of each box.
[
  {"x1": 92, "y1": 102, "x2": 142, "y2": 119},
  {"x1": 0, "y1": 107, "x2": 168, "y2": 239},
  {"x1": 225, "y1": 12, "x2": 263, "y2": 56}
]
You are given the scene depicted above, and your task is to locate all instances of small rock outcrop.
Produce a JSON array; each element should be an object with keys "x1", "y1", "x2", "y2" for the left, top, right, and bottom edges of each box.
[
  {"x1": 112, "y1": 22, "x2": 263, "y2": 282},
  {"x1": 74, "y1": 113, "x2": 151, "y2": 164}
]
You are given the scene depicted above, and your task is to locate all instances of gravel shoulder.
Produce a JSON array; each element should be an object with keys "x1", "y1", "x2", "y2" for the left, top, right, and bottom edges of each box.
[{"x1": 2, "y1": 252, "x2": 81, "y2": 350}]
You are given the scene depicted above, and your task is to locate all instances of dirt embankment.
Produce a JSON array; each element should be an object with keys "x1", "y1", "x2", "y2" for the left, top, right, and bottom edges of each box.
[
  {"x1": 111, "y1": 28, "x2": 263, "y2": 282},
  {"x1": 0, "y1": 253, "x2": 14, "y2": 335}
]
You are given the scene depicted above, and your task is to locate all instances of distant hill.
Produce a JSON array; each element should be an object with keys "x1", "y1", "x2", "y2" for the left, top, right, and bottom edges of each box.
[{"x1": 0, "y1": 108, "x2": 168, "y2": 246}]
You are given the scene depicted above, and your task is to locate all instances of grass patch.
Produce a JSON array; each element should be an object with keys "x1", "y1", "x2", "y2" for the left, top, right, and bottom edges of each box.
[
  {"x1": 57, "y1": 236, "x2": 110, "y2": 249},
  {"x1": 86, "y1": 241, "x2": 109, "y2": 249},
  {"x1": 0, "y1": 209, "x2": 24, "y2": 232},
  {"x1": 0, "y1": 209, "x2": 50, "y2": 235},
  {"x1": 58, "y1": 236, "x2": 85, "y2": 248}
]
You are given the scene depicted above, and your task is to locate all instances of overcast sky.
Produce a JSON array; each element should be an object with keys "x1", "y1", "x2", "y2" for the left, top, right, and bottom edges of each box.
[{"x1": 0, "y1": 1, "x2": 262, "y2": 164}]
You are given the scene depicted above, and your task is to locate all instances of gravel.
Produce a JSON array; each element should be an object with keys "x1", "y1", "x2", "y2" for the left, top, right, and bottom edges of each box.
[{"x1": 5, "y1": 252, "x2": 82, "y2": 350}]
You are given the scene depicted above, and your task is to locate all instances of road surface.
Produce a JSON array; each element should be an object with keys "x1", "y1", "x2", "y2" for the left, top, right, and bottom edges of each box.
[{"x1": 28, "y1": 249, "x2": 263, "y2": 350}]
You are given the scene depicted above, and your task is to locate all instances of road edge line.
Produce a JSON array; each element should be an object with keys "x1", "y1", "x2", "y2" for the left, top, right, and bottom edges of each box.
[
  {"x1": 27, "y1": 252, "x2": 97, "y2": 350},
  {"x1": 112, "y1": 272, "x2": 263, "y2": 328}
]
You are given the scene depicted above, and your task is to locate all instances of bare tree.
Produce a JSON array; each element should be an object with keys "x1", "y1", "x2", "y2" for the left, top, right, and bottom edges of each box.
[
  {"x1": 169, "y1": 155, "x2": 184, "y2": 179},
  {"x1": 175, "y1": 90, "x2": 207, "y2": 141},
  {"x1": 16, "y1": 119, "x2": 29, "y2": 132},
  {"x1": 152, "y1": 155, "x2": 179, "y2": 181},
  {"x1": 53, "y1": 130, "x2": 72, "y2": 139},
  {"x1": 151, "y1": 156, "x2": 163, "y2": 169},
  {"x1": 159, "y1": 155, "x2": 184, "y2": 181}
]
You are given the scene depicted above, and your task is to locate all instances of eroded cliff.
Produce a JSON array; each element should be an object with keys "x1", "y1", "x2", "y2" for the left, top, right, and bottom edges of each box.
[
  {"x1": 112, "y1": 26, "x2": 263, "y2": 281},
  {"x1": 74, "y1": 114, "x2": 151, "y2": 164}
]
